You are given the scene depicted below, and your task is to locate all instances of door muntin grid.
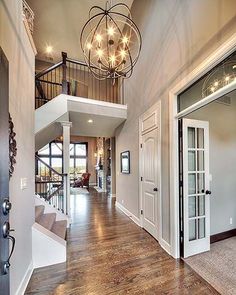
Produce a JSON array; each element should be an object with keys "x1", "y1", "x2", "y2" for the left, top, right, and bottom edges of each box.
[{"x1": 187, "y1": 126, "x2": 206, "y2": 241}]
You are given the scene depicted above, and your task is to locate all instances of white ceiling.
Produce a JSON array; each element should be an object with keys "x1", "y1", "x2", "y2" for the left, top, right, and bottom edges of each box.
[{"x1": 27, "y1": 0, "x2": 134, "y2": 63}]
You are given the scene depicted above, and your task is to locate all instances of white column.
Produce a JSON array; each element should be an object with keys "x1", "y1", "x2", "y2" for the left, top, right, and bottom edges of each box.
[{"x1": 61, "y1": 121, "x2": 72, "y2": 215}]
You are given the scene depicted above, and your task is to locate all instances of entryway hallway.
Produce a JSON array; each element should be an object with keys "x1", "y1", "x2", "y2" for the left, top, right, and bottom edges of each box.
[{"x1": 26, "y1": 190, "x2": 217, "y2": 294}]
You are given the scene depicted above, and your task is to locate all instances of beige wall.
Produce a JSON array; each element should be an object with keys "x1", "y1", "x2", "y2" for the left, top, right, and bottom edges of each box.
[
  {"x1": 70, "y1": 135, "x2": 97, "y2": 184},
  {"x1": 116, "y1": 0, "x2": 236, "y2": 246},
  {"x1": 0, "y1": 0, "x2": 35, "y2": 293}
]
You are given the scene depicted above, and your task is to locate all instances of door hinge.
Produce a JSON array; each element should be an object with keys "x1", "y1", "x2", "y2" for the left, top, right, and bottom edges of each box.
[
  {"x1": 140, "y1": 143, "x2": 143, "y2": 148},
  {"x1": 141, "y1": 176, "x2": 143, "y2": 181},
  {"x1": 141, "y1": 209, "x2": 143, "y2": 215}
]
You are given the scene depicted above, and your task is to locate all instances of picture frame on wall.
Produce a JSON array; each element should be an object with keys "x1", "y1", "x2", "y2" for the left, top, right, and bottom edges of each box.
[{"x1": 120, "y1": 151, "x2": 130, "y2": 174}]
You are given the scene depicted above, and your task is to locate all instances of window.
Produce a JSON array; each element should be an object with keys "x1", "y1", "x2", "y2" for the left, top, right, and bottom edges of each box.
[
  {"x1": 70, "y1": 143, "x2": 88, "y2": 179},
  {"x1": 178, "y1": 50, "x2": 236, "y2": 112},
  {"x1": 37, "y1": 141, "x2": 63, "y2": 176},
  {"x1": 37, "y1": 141, "x2": 88, "y2": 178}
]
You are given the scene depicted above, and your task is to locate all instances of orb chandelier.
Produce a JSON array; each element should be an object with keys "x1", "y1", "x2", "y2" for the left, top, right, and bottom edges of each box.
[{"x1": 80, "y1": 1, "x2": 142, "y2": 80}]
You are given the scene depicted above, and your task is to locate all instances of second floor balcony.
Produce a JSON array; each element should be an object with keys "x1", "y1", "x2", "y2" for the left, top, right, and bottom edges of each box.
[{"x1": 35, "y1": 52, "x2": 125, "y2": 109}]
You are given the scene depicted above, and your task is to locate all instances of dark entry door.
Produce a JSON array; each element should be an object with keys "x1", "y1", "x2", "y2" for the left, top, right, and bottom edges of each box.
[{"x1": 0, "y1": 47, "x2": 10, "y2": 294}]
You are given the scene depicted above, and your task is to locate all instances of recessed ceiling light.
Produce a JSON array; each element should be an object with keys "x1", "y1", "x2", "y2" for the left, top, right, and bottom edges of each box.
[
  {"x1": 88, "y1": 119, "x2": 93, "y2": 123},
  {"x1": 46, "y1": 45, "x2": 53, "y2": 54}
]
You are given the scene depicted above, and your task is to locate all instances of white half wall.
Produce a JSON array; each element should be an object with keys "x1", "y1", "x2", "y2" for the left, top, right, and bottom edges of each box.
[
  {"x1": 32, "y1": 223, "x2": 66, "y2": 269},
  {"x1": 35, "y1": 94, "x2": 127, "y2": 151}
]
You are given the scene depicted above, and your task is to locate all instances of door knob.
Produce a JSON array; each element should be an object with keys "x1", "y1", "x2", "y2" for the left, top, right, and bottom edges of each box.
[
  {"x1": 205, "y1": 190, "x2": 211, "y2": 195},
  {"x1": 2, "y1": 198, "x2": 12, "y2": 215},
  {"x1": 153, "y1": 188, "x2": 158, "y2": 192}
]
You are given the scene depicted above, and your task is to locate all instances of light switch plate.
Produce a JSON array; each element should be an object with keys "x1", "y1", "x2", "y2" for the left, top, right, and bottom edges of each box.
[
  {"x1": 209, "y1": 174, "x2": 212, "y2": 182},
  {"x1": 20, "y1": 178, "x2": 27, "y2": 190}
]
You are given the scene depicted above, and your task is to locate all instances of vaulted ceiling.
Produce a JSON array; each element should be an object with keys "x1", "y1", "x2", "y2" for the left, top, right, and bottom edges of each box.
[{"x1": 27, "y1": 0, "x2": 134, "y2": 63}]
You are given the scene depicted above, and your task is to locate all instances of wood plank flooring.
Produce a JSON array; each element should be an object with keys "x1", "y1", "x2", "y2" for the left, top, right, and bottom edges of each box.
[{"x1": 25, "y1": 190, "x2": 218, "y2": 294}]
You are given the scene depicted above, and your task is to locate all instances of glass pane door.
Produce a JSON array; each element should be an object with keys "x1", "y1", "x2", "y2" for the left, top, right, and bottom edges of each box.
[{"x1": 183, "y1": 118, "x2": 210, "y2": 257}]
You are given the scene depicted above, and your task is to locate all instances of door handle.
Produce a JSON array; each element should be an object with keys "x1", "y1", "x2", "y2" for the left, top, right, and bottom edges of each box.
[
  {"x1": 2, "y1": 198, "x2": 12, "y2": 215},
  {"x1": 205, "y1": 190, "x2": 212, "y2": 195},
  {"x1": 3, "y1": 234, "x2": 15, "y2": 275},
  {"x1": 2, "y1": 221, "x2": 15, "y2": 275},
  {"x1": 153, "y1": 188, "x2": 158, "y2": 192}
]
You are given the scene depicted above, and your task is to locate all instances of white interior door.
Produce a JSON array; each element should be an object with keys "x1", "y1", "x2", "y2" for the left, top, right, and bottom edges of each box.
[
  {"x1": 141, "y1": 128, "x2": 159, "y2": 240},
  {"x1": 182, "y1": 118, "x2": 210, "y2": 258}
]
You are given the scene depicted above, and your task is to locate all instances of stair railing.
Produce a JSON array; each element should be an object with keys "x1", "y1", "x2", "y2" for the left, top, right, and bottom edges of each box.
[
  {"x1": 35, "y1": 155, "x2": 68, "y2": 214},
  {"x1": 35, "y1": 52, "x2": 124, "y2": 109}
]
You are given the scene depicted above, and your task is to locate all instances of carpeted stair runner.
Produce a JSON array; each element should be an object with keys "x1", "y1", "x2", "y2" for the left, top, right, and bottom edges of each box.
[{"x1": 35, "y1": 205, "x2": 67, "y2": 240}]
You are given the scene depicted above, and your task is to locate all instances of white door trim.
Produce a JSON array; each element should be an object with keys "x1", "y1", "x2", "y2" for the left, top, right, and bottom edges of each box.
[
  {"x1": 139, "y1": 100, "x2": 162, "y2": 241},
  {"x1": 169, "y1": 33, "x2": 236, "y2": 258}
]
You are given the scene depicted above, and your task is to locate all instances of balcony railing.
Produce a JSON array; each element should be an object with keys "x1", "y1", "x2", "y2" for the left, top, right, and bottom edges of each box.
[
  {"x1": 22, "y1": 0, "x2": 34, "y2": 35},
  {"x1": 35, "y1": 52, "x2": 124, "y2": 109}
]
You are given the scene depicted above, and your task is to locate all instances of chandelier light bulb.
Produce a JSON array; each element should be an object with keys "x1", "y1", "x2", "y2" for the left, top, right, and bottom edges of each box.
[
  {"x1": 96, "y1": 34, "x2": 102, "y2": 43},
  {"x1": 97, "y1": 49, "x2": 103, "y2": 57},
  {"x1": 109, "y1": 55, "x2": 116, "y2": 66},
  {"x1": 87, "y1": 43, "x2": 92, "y2": 50},
  {"x1": 210, "y1": 86, "x2": 215, "y2": 92},
  {"x1": 122, "y1": 36, "x2": 129, "y2": 44},
  {"x1": 225, "y1": 76, "x2": 230, "y2": 82},
  {"x1": 214, "y1": 81, "x2": 219, "y2": 87},
  {"x1": 120, "y1": 49, "x2": 126, "y2": 58},
  {"x1": 108, "y1": 27, "x2": 115, "y2": 36}
]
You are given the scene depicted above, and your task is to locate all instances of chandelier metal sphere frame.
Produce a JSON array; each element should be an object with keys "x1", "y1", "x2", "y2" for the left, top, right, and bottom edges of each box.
[{"x1": 80, "y1": 1, "x2": 142, "y2": 80}]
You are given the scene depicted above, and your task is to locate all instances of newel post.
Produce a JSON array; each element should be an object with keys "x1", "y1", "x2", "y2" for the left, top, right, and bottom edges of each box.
[
  {"x1": 62, "y1": 52, "x2": 68, "y2": 94},
  {"x1": 61, "y1": 121, "x2": 72, "y2": 216}
]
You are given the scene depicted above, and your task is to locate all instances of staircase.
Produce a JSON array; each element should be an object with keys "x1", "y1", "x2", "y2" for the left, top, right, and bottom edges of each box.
[
  {"x1": 35, "y1": 205, "x2": 67, "y2": 239},
  {"x1": 32, "y1": 155, "x2": 68, "y2": 268}
]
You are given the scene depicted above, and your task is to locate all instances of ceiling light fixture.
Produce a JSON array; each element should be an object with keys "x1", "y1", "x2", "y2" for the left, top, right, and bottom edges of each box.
[
  {"x1": 46, "y1": 45, "x2": 53, "y2": 54},
  {"x1": 80, "y1": 1, "x2": 142, "y2": 80},
  {"x1": 88, "y1": 119, "x2": 93, "y2": 123}
]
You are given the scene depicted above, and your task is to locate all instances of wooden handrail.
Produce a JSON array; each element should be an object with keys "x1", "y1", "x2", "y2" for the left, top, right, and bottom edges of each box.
[
  {"x1": 66, "y1": 57, "x2": 97, "y2": 70},
  {"x1": 35, "y1": 61, "x2": 63, "y2": 79},
  {"x1": 36, "y1": 155, "x2": 67, "y2": 177},
  {"x1": 46, "y1": 183, "x2": 64, "y2": 201}
]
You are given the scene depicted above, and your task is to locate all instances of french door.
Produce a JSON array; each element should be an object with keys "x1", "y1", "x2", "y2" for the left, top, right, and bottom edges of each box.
[
  {"x1": 0, "y1": 48, "x2": 10, "y2": 293},
  {"x1": 141, "y1": 128, "x2": 159, "y2": 240},
  {"x1": 182, "y1": 118, "x2": 210, "y2": 258}
]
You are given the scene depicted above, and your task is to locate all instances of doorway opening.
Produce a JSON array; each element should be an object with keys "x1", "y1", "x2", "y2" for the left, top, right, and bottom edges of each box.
[{"x1": 174, "y1": 48, "x2": 236, "y2": 293}]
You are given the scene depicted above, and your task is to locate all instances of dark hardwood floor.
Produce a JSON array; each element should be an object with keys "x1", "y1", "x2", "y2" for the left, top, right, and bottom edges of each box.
[{"x1": 26, "y1": 190, "x2": 217, "y2": 294}]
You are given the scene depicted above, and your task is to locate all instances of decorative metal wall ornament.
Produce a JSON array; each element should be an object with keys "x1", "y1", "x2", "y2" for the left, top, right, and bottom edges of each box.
[
  {"x1": 80, "y1": 1, "x2": 142, "y2": 80},
  {"x1": 9, "y1": 114, "x2": 17, "y2": 177}
]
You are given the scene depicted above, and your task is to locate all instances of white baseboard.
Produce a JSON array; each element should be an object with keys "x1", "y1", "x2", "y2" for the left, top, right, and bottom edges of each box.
[
  {"x1": 115, "y1": 202, "x2": 173, "y2": 257},
  {"x1": 15, "y1": 260, "x2": 33, "y2": 295},
  {"x1": 108, "y1": 193, "x2": 116, "y2": 198},
  {"x1": 159, "y1": 238, "x2": 172, "y2": 256},
  {"x1": 115, "y1": 201, "x2": 141, "y2": 227}
]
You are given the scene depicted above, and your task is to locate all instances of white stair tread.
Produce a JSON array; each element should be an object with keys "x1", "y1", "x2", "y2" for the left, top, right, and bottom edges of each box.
[
  {"x1": 35, "y1": 205, "x2": 45, "y2": 222},
  {"x1": 51, "y1": 220, "x2": 67, "y2": 240},
  {"x1": 37, "y1": 213, "x2": 56, "y2": 231}
]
